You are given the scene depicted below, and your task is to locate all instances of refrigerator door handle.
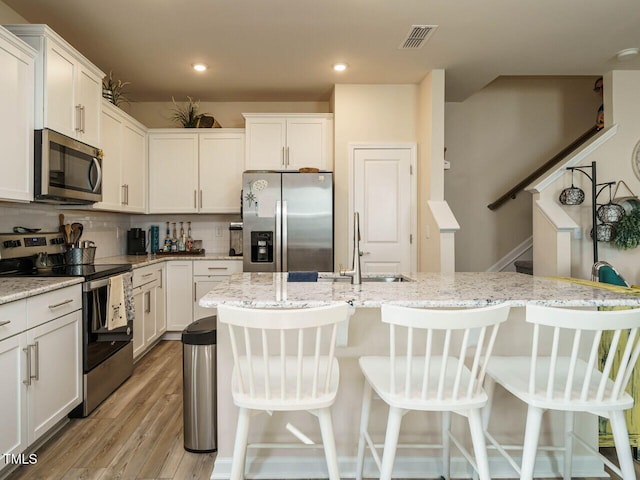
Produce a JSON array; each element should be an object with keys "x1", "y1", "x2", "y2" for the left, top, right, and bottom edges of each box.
[
  {"x1": 275, "y1": 200, "x2": 282, "y2": 272},
  {"x1": 282, "y1": 200, "x2": 288, "y2": 271}
]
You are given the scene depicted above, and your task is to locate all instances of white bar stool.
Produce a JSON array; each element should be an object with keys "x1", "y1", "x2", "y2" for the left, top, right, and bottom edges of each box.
[
  {"x1": 483, "y1": 304, "x2": 640, "y2": 480},
  {"x1": 217, "y1": 302, "x2": 350, "y2": 480},
  {"x1": 355, "y1": 303, "x2": 511, "y2": 480}
]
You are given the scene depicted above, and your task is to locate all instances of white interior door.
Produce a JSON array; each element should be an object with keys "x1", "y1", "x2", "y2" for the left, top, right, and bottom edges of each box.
[{"x1": 353, "y1": 146, "x2": 415, "y2": 273}]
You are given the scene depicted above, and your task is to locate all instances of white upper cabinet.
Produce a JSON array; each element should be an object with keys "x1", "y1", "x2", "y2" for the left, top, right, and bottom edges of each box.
[
  {"x1": 4, "y1": 24, "x2": 104, "y2": 147},
  {"x1": 148, "y1": 129, "x2": 244, "y2": 214},
  {"x1": 243, "y1": 114, "x2": 333, "y2": 171},
  {"x1": 148, "y1": 132, "x2": 199, "y2": 213},
  {"x1": 0, "y1": 26, "x2": 35, "y2": 203},
  {"x1": 95, "y1": 100, "x2": 147, "y2": 213},
  {"x1": 199, "y1": 131, "x2": 245, "y2": 213}
]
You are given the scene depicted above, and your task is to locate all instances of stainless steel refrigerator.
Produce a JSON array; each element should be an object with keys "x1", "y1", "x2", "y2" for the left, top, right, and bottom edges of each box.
[{"x1": 242, "y1": 171, "x2": 333, "y2": 272}]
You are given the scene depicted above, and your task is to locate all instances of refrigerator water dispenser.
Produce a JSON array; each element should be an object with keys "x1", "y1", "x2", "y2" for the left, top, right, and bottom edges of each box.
[{"x1": 251, "y1": 231, "x2": 273, "y2": 263}]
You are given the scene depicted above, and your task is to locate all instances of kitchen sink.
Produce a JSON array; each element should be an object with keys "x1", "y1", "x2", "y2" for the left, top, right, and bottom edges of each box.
[{"x1": 318, "y1": 275, "x2": 414, "y2": 283}]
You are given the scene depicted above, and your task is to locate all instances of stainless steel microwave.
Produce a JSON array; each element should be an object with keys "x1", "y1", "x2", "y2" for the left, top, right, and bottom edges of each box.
[{"x1": 34, "y1": 129, "x2": 102, "y2": 204}]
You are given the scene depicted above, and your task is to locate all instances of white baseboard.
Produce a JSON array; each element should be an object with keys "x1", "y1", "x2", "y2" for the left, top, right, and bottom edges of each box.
[{"x1": 211, "y1": 453, "x2": 606, "y2": 479}]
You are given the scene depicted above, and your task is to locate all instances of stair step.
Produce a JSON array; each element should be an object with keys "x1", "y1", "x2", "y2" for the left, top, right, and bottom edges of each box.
[{"x1": 514, "y1": 260, "x2": 533, "y2": 275}]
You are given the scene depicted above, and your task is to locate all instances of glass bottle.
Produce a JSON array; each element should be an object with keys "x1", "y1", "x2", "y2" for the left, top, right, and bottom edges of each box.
[
  {"x1": 171, "y1": 222, "x2": 178, "y2": 252},
  {"x1": 186, "y1": 221, "x2": 194, "y2": 251},
  {"x1": 178, "y1": 222, "x2": 186, "y2": 251},
  {"x1": 163, "y1": 222, "x2": 171, "y2": 252}
]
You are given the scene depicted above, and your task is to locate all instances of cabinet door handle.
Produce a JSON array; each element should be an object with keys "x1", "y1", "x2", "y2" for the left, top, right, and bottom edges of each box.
[
  {"x1": 286, "y1": 146, "x2": 290, "y2": 167},
  {"x1": 282, "y1": 146, "x2": 285, "y2": 166},
  {"x1": 122, "y1": 184, "x2": 126, "y2": 205},
  {"x1": 0, "y1": 320, "x2": 11, "y2": 327},
  {"x1": 126, "y1": 184, "x2": 129, "y2": 205},
  {"x1": 145, "y1": 291, "x2": 151, "y2": 313},
  {"x1": 199, "y1": 190, "x2": 203, "y2": 209},
  {"x1": 142, "y1": 272, "x2": 154, "y2": 278},
  {"x1": 48, "y1": 299, "x2": 74, "y2": 309},
  {"x1": 194, "y1": 190, "x2": 197, "y2": 209},
  {"x1": 81, "y1": 105, "x2": 86, "y2": 133},
  {"x1": 194, "y1": 282, "x2": 197, "y2": 302},
  {"x1": 207, "y1": 267, "x2": 228, "y2": 270},
  {"x1": 75, "y1": 105, "x2": 82, "y2": 132},
  {"x1": 23, "y1": 346, "x2": 32, "y2": 386},
  {"x1": 33, "y1": 341, "x2": 39, "y2": 381}
]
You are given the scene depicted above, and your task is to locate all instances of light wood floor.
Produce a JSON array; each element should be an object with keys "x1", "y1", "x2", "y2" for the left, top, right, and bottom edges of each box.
[
  {"x1": 5, "y1": 340, "x2": 637, "y2": 480},
  {"x1": 7, "y1": 340, "x2": 215, "y2": 480}
]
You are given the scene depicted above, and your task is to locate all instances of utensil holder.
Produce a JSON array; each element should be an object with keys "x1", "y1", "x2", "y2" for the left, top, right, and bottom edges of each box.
[{"x1": 65, "y1": 246, "x2": 96, "y2": 265}]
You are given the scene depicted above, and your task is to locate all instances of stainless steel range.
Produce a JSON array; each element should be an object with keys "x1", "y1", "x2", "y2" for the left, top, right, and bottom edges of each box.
[{"x1": 0, "y1": 232, "x2": 133, "y2": 417}]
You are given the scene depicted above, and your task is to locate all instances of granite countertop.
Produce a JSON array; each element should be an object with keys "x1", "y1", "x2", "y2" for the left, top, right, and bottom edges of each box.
[
  {"x1": 98, "y1": 253, "x2": 243, "y2": 269},
  {"x1": 199, "y1": 272, "x2": 640, "y2": 308},
  {"x1": 0, "y1": 277, "x2": 83, "y2": 305}
]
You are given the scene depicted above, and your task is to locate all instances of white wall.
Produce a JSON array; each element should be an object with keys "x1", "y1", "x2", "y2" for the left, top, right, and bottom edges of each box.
[
  {"x1": 126, "y1": 101, "x2": 330, "y2": 128},
  {"x1": 332, "y1": 84, "x2": 418, "y2": 269},
  {"x1": 539, "y1": 71, "x2": 640, "y2": 284},
  {"x1": 445, "y1": 77, "x2": 600, "y2": 272},
  {"x1": 0, "y1": 1, "x2": 26, "y2": 23}
]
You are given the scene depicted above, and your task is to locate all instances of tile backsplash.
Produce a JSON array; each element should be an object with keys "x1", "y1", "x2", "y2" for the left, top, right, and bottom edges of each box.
[{"x1": 0, "y1": 202, "x2": 240, "y2": 259}]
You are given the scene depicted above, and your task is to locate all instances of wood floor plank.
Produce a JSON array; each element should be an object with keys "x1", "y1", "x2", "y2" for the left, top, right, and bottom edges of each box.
[
  {"x1": 137, "y1": 398, "x2": 184, "y2": 479},
  {"x1": 99, "y1": 393, "x2": 182, "y2": 479},
  {"x1": 60, "y1": 467, "x2": 106, "y2": 480}
]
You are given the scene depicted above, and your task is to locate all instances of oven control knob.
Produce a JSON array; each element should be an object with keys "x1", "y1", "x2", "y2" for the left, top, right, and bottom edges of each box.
[
  {"x1": 127, "y1": 327, "x2": 131, "y2": 336},
  {"x1": 3, "y1": 240, "x2": 20, "y2": 248}
]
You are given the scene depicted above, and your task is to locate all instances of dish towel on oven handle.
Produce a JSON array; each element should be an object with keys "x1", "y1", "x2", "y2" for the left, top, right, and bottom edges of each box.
[{"x1": 107, "y1": 273, "x2": 134, "y2": 330}]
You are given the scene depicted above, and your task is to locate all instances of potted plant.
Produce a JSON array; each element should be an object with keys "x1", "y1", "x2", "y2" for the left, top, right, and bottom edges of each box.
[
  {"x1": 102, "y1": 71, "x2": 130, "y2": 107},
  {"x1": 612, "y1": 207, "x2": 640, "y2": 249},
  {"x1": 171, "y1": 96, "x2": 208, "y2": 128}
]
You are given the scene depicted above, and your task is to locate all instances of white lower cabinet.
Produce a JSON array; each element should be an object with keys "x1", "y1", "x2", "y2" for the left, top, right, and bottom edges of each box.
[
  {"x1": 132, "y1": 264, "x2": 166, "y2": 360},
  {"x1": 26, "y1": 311, "x2": 82, "y2": 443},
  {"x1": 193, "y1": 260, "x2": 243, "y2": 321},
  {"x1": 0, "y1": 285, "x2": 82, "y2": 474},
  {"x1": 166, "y1": 259, "x2": 242, "y2": 330},
  {"x1": 0, "y1": 323, "x2": 28, "y2": 461},
  {"x1": 166, "y1": 261, "x2": 194, "y2": 332}
]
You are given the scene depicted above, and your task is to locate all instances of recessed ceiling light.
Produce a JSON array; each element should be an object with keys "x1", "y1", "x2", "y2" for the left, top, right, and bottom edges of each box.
[
  {"x1": 192, "y1": 63, "x2": 208, "y2": 72},
  {"x1": 615, "y1": 48, "x2": 639, "y2": 62},
  {"x1": 333, "y1": 63, "x2": 348, "y2": 72}
]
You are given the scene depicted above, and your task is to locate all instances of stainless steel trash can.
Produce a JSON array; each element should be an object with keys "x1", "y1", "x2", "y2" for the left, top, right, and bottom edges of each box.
[{"x1": 182, "y1": 315, "x2": 217, "y2": 453}]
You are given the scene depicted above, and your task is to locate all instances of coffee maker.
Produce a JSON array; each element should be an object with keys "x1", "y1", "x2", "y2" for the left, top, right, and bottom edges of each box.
[
  {"x1": 127, "y1": 228, "x2": 147, "y2": 255},
  {"x1": 229, "y1": 222, "x2": 243, "y2": 256}
]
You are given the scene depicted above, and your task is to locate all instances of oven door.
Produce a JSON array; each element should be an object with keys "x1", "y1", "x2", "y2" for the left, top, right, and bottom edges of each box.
[{"x1": 83, "y1": 277, "x2": 133, "y2": 372}]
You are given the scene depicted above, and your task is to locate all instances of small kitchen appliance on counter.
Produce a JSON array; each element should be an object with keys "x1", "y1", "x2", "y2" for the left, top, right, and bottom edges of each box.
[
  {"x1": 127, "y1": 228, "x2": 146, "y2": 255},
  {"x1": 229, "y1": 222, "x2": 243, "y2": 256}
]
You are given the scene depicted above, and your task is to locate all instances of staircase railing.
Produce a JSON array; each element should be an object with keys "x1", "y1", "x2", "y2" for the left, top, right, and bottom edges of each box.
[{"x1": 487, "y1": 126, "x2": 600, "y2": 211}]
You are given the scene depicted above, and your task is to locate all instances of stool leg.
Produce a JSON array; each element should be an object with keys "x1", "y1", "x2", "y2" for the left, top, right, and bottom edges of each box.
[
  {"x1": 230, "y1": 407, "x2": 250, "y2": 480},
  {"x1": 563, "y1": 412, "x2": 574, "y2": 480},
  {"x1": 442, "y1": 411, "x2": 451, "y2": 480},
  {"x1": 356, "y1": 381, "x2": 373, "y2": 480},
  {"x1": 317, "y1": 407, "x2": 340, "y2": 480},
  {"x1": 468, "y1": 408, "x2": 491, "y2": 480},
  {"x1": 610, "y1": 410, "x2": 635, "y2": 480},
  {"x1": 520, "y1": 406, "x2": 544, "y2": 480},
  {"x1": 380, "y1": 406, "x2": 404, "y2": 480}
]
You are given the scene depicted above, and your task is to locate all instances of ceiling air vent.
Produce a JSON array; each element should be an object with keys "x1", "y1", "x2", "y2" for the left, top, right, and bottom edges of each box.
[{"x1": 399, "y1": 25, "x2": 438, "y2": 49}]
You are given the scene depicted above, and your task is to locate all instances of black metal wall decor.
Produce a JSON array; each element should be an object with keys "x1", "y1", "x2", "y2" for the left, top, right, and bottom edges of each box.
[{"x1": 563, "y1": 161, "x2": 623, "y2": 264}]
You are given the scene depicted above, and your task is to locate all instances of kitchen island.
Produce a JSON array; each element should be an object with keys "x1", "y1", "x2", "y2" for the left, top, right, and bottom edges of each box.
[{"x1": 200, "y1": 272, "x2": 640, "y2": 479}]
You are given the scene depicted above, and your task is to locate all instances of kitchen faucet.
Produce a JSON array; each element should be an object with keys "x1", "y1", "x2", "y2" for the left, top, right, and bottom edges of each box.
[{"x1": 340, "y1": 212, "x2": 362, "y2": 284}]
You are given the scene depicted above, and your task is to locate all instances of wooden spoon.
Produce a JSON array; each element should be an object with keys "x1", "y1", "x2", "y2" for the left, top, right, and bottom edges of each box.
[
  {"x1": 71, "y1": 223, "x2": 83, "y2": 247},
  {"x1": 65, "y1": 224, "x2": 72, "y2": 245}
]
